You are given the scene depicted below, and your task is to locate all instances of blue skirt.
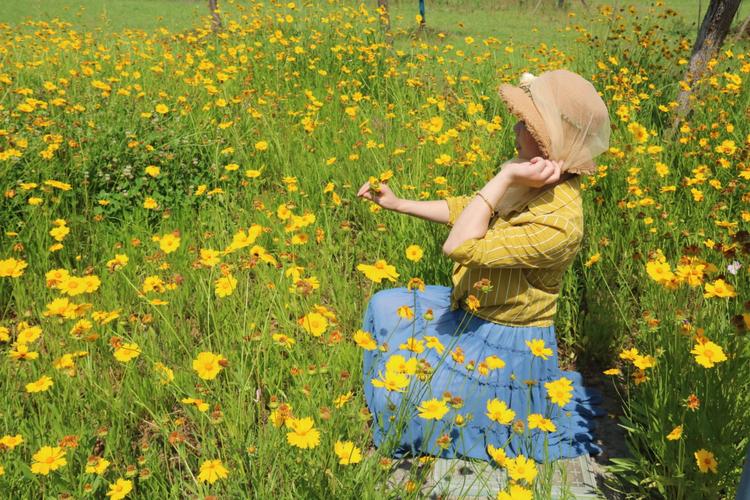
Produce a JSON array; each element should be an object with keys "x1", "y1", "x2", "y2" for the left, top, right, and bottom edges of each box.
[{"x1": 362, "y1": 285, "x2": 604, "y2": 463}]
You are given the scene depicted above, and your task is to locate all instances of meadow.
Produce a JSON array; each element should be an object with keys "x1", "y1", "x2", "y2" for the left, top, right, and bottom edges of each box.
[{"x1": 1, "y1": 0, "x2": 749, "y2": 498}]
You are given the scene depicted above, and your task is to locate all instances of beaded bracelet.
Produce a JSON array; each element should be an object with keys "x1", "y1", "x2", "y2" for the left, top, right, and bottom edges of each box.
[{"x1": 474, "y1": 191, "x2": 497, "y2": 218}]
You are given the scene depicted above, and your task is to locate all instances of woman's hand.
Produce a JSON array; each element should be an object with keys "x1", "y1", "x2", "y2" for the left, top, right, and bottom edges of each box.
[
  {"x1": 356, "y1": 179, "x2": 401, "y2": 211},
  {"x1": 502, "y1": 157, "x2": 563, "y2": 188}
]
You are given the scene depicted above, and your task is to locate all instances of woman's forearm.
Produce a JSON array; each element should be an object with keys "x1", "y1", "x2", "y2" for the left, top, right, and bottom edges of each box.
[
  {"x1": 442, "y1": 171, "x2": 513, "y2": 256},
  {"x1": 391, "y1": 198, "x2": 451, "y2": 225}
]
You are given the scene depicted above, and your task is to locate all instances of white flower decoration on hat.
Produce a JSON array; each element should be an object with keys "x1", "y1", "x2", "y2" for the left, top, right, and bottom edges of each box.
[{"x1": 519, "y1": 72, "x2": 537, "y2": 88}]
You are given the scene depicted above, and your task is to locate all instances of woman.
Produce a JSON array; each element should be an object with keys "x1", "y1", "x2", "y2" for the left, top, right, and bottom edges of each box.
[{"x1": 355, "y1": 69, "x2": 611, "y2": 464}]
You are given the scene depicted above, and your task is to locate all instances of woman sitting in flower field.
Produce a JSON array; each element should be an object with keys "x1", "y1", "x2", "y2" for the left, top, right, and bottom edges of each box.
[{"x1": 356, "y1": 69, "x2": 612, "y2": 472}]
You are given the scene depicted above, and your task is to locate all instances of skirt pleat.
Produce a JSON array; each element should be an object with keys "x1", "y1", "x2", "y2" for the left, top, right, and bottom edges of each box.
[{"x1": 362, "y1": 285, "x2": 604, "y2": 463}]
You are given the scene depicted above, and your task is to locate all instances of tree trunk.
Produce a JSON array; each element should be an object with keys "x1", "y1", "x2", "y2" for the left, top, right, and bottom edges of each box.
[
  {"x1": 671, "y1": 0, "x2": 741, "y2": 133},
  {"x1": 377, "y1": 0, "x2": 392, "y2": 43},
  {"x1": 208, "y1": 0, "x2": 222, "y2": 33}
]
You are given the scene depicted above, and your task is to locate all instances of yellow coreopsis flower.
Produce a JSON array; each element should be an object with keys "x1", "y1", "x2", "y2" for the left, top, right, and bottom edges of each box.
[
  {"x1": 357, "y1": 259, "x2": 399, "y2": 283},
  {"x1": 487, "y1": 444, "x2": 507, "y2": 467},
  {"x1": 0, "y1": 257, "x2": 28, "y2": 278},
  {"x1": 25, "y1": 375, "x2": 53, "y2": 393},
  {"x1": 255, "y1": 140, "x2": 269, "y2": 151},
  {"x1": 106, "y1": 478, "x2": 133, "y2": 499},
  {"x1": 646, "y1": 260, "x2": 674, "y2": 283},
  {"x1": 528, "y1": 413, "x2": 556, "y2": 432},
  {"x1": 0, "y1": 434, "x2": 23, "y2": 449},
  {"x1": 695, "y1": 449, "x2": 718, "y2": 473},
  {"x1": 158, "y1": 233, "x2": 181, "y2": 254},
  {"x1": 85, "y1": 456, "x2": 111, "y2": 474},
  {"x1": 584, "y1": 252, "x2": 601, "y2": 267},
  {"x1": 666, "y1": 425, "x2": 683, "y2": 441},
  {"x1": 385, "y1": 354, "x2": 417, "y2": 375},
  {"x1": 371, "y1": 371, "x2": 409, "y2": 392},
  {"x1": 114, "y1": 343, "x2": 141, "y2": 363},
  {"x1": 424, "y1": 335, "x2": 445, "y2": 355},
  {"x1": 285, "y1": 417, "x2": 320, "y2": 449},
  {"x1": 526, "y1": 339, "x2": 553, "y2": 360},
  {"x1": 197, "y1": 459, "x2": 229, "y2": 484},
  {"x1": 299, "y1": 312, "x2": 329, "y2": 337},
  {"x1": 405, "y1": 245, "x2": 424, "y2": 262},
  {"x1": 397, "y1": 305, "x2": 414, "y2": 319},
  {"x1": 215, "y1": 273, "x2": 237, "y2": 298},
  {"x1": 690, "y1": 340, "x2": 727, "y2": 368},
  {"x1": 31, "y1": 446, "x2": 67, "y2": 475},
  {"x1": 486, "y1": 399, "x2": 515, "y2": 425},
  {"x1": 506, "y1": 455, "x2": 537, "y2": 484},
  {"x1": 703, "y1": 278, "x2": 736, "y2": 298},
  {"x1": 353, "y1": 329, "x2": 377, "y2": 350},
  {"x1": 497, "y1": 484, "x2": 533, "y2": 500},
  {"x1": 334, "y1": 440, "x2": 362, "y2": 465},
  {"x1": 417, "y1": 398, "x2": 450, "y2": 420},
  {"x1": 544, "y1": 377, "x2": 573, "y2": 407},
  {"x1": 192, "y1": 351, "x2": 226, "y2": 380}
]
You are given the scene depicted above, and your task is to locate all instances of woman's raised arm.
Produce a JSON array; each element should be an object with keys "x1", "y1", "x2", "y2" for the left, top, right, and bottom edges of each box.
[{"x1": 356, "y1": 180, "x2": 450, "y2": 224}]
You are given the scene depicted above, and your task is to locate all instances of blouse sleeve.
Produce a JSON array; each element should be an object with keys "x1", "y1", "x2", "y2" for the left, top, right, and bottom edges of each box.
[
  {"x1": 446, "y1": 215, "x2": 581, "y2": 269},
  {"x1": 444, "y1": 195, "x2": 474, "y2": 226}
]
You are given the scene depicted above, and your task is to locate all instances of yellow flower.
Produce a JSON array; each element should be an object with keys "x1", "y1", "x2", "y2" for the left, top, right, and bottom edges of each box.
[
  {"x1": 145, "y1": 165, "x2": 160, "y2": 177},
  {"x1": 0, "y1": 434, "x2": 24, "y2": 449},
  {"x1": 666, "y1": 425, "x2": 683, "y2": 441},
  {"x1": 603, "y1": 368, "x2": 622, "y2": 376},
  {"x1": 143, "y1": 197, "x2": 158, "y2": 209},
  {"x1": 527, "y1": 413, "x2": 556, "y2": 432},
  {"x1": 299, "y1": 312, "x2": 329, "y2": 337},
  {"x1": 192, "y1": 351, "x2": 226, "y2": 380},
  {"x1": 371, "y1": 370, "x2": 409, "y2": 392},
  {"x1": 497, "y1": 484, "x2": 533, "y2": 500},
  {"x1": 155, "y1": 104, "x2": 169, "y2": 114},
  {"x1": 690, "y1": 341, "x2": 727, "y2": 368},
  {"x1": 353, "y1": 329, "x2": 376, "y2": 350},
  {"x1": 506, "y1": 455, "x2": 537, "y2": 484},
  {"x1": 215, "y1": 273, "x2": 237, "y2": 298},
  {"x1": 285, "y1": 417, "x2": 320, "y2": 449},
  {"x1": 633, "y1": 354, "x2": 656, "y2": 370},
  {"x1": 544, "y1": 377, "x2": 573, "y2": 407},
  {"x1": 417, "y1": 398, "x2": 450, "y2": 420},
  {"x1": 405, "y1": 245, "x2": 423, "y2": 262},
  {"x1": 25, "y1": 375, "x2": 53, "y2": 393},
  {"x1": 197, "y1": 459, "x2": 229, "y2": 484},
  {"x1": 385, "y1": 354, "x2": 417, "y2": 375},
  {"x1": 153, "y1": 362, "x2": 174, "y2": 385},
  {"x1": 703, "y1": 278, "x2": 736, "y2": 298},
  {"x1": 694, "y1": 449, "x2": 718, "y2": 473},
  {"x1": 114, "y1": 343, "x2": 141, "y2": 363},
  {"x1": 85, "y1": 456, "x2": 111, "y2": 474},
  {"x1": 486, "y1": 399, "x2": 515, "y2": 425},
  {"x1": 106, "y1": 478, "x2": 133, "y2": 499},
  {"x1": 255, "y1": 140, "x2": 269, "y2": 151},
  {"x1": 487, "y1": 444, "x2": 507, "y2": 466},
  {"x1": 526, "y1": 339, "x2": 553, "y2": 360},
  {"x1": 397, "y1": 305, "x2": 414, "y2": 319},
  {"x1": 334, "y1": 441, "x2": 362, "y2": 464},
  {"x1": 158, "y1": 233, "x2": 181, "y2": 254},
  {"x1": 357, "y1": 260, "x2": 399, "y2": 283},
  {"x1": 31, "y1": 446, "x2": 67, "y2": 475},
  {"x1": 199, "y1": 249, "x2": 221, "y2": 267},
  {"x1": 646, "y1": 260, "x2": 674, "y2": 283},
  {"x1": 584, "y1": 252, "x2": 601, "y2": 267},
  {"x1": 0, "y1": 257, "x2": 28, "y2": 278},
  {"x1": 425, "y1": 336, "x2": 445, "y2": 355},
  {"x1": 399, "y1": 337, "x2": 424, "y2": 353},
  {"x1": 333, "y1": 391, "x2": 353, "y2": 408}
]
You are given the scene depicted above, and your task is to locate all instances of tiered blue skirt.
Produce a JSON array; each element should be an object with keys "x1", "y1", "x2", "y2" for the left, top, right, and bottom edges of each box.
[{"x1": 362, "y1": 285, "x2": 604, "y2": 463}]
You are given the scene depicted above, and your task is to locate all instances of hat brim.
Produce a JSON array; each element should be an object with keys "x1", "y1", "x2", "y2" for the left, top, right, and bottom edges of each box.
[{"x1": 498, "y1": 83, "x2": 552, "y2": 158}]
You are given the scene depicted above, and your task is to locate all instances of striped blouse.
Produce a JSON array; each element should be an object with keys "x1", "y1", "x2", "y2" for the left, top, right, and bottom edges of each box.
[{"x1": 444, "y1": 174, "x2": 584, "y2": 327}]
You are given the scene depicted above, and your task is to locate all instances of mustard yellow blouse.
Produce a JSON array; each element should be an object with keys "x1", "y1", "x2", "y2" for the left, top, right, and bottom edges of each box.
[{"x1": 444, "y1": 174, "x2": 584, "y2": 327}]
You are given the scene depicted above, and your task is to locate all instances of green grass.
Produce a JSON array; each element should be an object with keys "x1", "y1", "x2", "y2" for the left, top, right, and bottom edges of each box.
[{"x1": 0, "y1": 0, "x2": 749, "y2": 499}]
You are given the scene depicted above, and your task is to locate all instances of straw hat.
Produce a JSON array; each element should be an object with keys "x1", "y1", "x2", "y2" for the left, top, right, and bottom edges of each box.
[{"x1": 497, "y1": 69, "x2": 610, "y2": 175}]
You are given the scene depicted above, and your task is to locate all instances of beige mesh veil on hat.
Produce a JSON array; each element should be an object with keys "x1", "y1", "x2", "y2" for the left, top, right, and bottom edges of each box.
[{"x1": 491, "y1": 69, "x2": 611, "y2": 218}]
